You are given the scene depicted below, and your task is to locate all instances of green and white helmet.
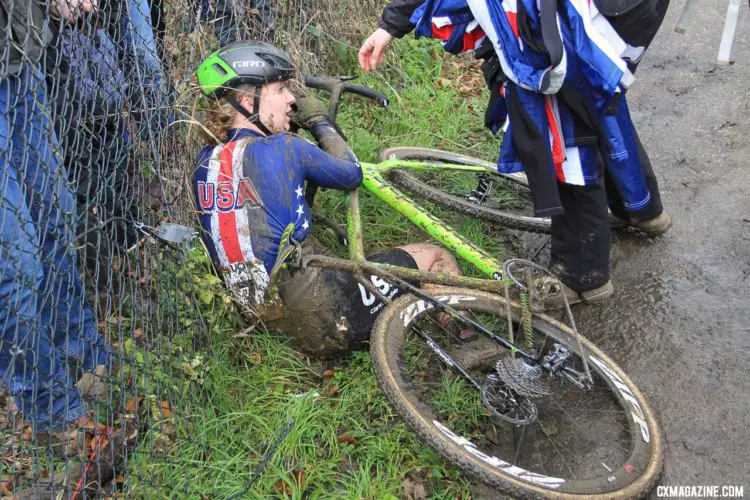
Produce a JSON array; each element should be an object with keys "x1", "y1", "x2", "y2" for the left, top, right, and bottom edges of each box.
[
  {"x1": 197, "y1": 41, "x2": 295, "y2": 97},
  {"x1": 197, "y1": 41, "x2": 295, "y2": 135}
]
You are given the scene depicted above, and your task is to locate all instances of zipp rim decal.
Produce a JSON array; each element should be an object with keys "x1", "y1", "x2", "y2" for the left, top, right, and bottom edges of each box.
[
  {"x1": 398, "y1": 295, "x2": 477, "y2": 327},
  {"x1": 589, "y1": 356, "x2": 651, "y2": 443},
  {"x1": 432, "y1": 420, "x2": 565, "y2": 488}
]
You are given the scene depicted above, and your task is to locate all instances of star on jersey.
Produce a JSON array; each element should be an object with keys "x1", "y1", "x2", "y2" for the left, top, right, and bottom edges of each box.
[
  {"x1": 296, "y1": 205, "x2": 304, "y2": 217},
  {"x1": 294, "y1": 185, "x2": 303, "y2": 198},
  {"x1": 302, "y1": 218, "x2": 309, "y2": 230}
]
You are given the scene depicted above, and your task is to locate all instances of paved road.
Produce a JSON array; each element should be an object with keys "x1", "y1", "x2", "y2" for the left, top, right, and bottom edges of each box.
[{"x1": 575, "y1": 0, "x2": 750, "y2": 492}]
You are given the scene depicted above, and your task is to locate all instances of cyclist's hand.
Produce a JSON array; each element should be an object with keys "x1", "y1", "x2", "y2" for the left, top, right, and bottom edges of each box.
[
  {"x1": 358, "y1": 28, "x2": 394, "y2": 72},
  {"x1": 292, "y1": 96, "x2": 329, "y2": 129}
]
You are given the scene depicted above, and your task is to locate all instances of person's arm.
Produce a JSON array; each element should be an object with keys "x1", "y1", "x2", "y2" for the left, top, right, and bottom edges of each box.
[
  {"x1": 378, "y1": 0, "x2": 424, "y2": 38},
  {"x1": 295, "y1": 136, "x2": 363, "y2": 191},
  {"x1": 359, "y1": 0, "x2": 423, "y2": 71},
  {"x1": 291, "y1": 96, "x2": 362, "y2": 190}
]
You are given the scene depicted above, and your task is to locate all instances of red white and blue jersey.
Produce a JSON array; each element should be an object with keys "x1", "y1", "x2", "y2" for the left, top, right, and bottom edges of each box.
[{"x1": 192, "y1": 128, "x2": 362, "y2": 304}]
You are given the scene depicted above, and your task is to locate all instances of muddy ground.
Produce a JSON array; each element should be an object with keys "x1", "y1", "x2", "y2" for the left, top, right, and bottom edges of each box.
[{"x1": 573, "y1": 0, "x2": 750, "y2": 493}]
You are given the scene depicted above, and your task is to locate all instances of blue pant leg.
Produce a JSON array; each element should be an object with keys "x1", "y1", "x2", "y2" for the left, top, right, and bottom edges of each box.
[
  {"x1": 0, "y1": 71, "x2": 87, "y2": 430},
  {"x1": 124, "y1": 0, "x2": 170, "y2": 132},
  {"x1": 17, "y1": 69, "x2": 113, "y2": 372}
]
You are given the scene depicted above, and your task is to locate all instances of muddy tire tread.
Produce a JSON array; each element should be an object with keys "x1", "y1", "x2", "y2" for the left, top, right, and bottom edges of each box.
[
  {"x1": 379, "y1": 147, "x2": 551, "y2": 234},
  {"x1": 370, "y1": 288, "x2": 664, "y2": 499}
]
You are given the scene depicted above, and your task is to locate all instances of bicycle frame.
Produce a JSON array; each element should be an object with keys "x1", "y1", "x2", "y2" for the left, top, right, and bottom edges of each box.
[{"x1": 346, "y1": 159, "x2": 506, "y2": 280}]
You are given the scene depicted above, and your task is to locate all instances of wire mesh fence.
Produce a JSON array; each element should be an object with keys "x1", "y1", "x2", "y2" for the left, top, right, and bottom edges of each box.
[{"x1": 1, "y1": 0, "x2": 380, "y2": 496}]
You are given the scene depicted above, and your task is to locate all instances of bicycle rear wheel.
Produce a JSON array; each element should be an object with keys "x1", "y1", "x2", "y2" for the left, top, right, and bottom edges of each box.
[
  {"x1": 379, "y1": 147, "x2": 551, "y2": 234},
  {"x1": 370, "y1": 288, "x2": 663, "y2": 498}
]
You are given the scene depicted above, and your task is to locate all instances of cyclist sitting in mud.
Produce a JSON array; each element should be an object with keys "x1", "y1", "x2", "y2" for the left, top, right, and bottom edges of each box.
[{"x1": 193, "y1": 41, "x2": 462, "y2": 358}]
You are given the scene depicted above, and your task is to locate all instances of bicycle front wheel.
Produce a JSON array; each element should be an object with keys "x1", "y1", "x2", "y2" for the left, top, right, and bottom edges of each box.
[
  {"x1": 379, "y1": 147, "x2": 551, "y2": 234},
  {"x1": 371, "y1": 288, "x2": 663, "y2": 498}
]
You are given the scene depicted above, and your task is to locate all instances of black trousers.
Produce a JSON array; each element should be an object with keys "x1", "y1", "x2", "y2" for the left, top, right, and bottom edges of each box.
[{"x1": 550, "y1": 0, "x2": 669, "y2": 292}]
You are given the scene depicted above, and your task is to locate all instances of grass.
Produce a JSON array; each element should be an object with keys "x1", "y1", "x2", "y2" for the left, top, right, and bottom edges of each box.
[{"x1": 135, "y1": 34, "x2": 513, "y2": 499}]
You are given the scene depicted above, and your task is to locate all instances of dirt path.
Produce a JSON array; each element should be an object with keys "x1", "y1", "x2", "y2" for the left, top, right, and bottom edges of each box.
[{"x1": 573, "y1": 0, "x2": 750, "y2": 491}]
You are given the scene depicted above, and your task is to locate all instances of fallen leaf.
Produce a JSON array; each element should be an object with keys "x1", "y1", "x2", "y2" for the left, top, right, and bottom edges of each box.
[
  {"x1": 161, "y1": 401, "x2": 172, "y2": 420},
  {"x1": 1, "y1": 478, "x2": 16, "y2": 494},
  {"x1": 124, "y1": 396, "x2": 143, "y2": 413},
  {"x1": 272, "y1": 479, "x2": 292, "y2": 496},
  {"x1": 337, "y1": 435, "x2": 357, "y2": 445},
  {"x1": 90, "y1": 435, "x2": 110, "y2": 453},
  {"x1": 321, "y1": 369, "x2": 335, "y2": 378},
  {"x1": 291, "y1": 468, "x2": 306, "y2": 487}
]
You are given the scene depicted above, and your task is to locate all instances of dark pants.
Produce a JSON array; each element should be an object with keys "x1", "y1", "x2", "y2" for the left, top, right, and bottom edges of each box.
[{"x1": 551, "y1": 0, "x2": 669, "y2": 292}]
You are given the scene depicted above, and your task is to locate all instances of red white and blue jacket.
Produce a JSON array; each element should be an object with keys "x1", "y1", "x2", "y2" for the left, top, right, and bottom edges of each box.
[{"x1": 410, "y1": 0, "x2": 651, "y2": 213}]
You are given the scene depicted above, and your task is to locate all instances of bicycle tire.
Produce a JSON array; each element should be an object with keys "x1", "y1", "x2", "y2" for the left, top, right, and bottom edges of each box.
[
  {"x1": 379, "y1": 147, "x2": 551, "y2": 234},
  {"x1": 370, "y1": 288, "x2": 664, "y2": 498}
]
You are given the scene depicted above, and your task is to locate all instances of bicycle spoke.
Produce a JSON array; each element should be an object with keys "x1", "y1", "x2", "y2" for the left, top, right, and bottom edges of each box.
[{"x1": 536, "y1": 419, "x2": 578, "y2": 480}]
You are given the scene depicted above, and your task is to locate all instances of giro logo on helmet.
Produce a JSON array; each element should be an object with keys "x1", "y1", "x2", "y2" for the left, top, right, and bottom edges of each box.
[{"x1": 232, "y1": 60, "x2": 266, "y2": 69}]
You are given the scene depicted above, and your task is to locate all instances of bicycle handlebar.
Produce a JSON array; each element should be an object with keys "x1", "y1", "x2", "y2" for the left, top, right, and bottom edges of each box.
[{"x1": 304, "y1": 76, "x2": 389, "y2": 108}]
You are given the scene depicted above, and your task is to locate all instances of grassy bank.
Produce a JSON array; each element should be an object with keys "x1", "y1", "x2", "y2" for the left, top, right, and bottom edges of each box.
[{"x1": 142, "y1": 36, "x2": 510, "y2": 499}]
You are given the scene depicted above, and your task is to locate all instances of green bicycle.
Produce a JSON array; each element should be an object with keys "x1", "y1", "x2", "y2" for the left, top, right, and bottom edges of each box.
[{"x1": 296, "y1": 76, "x2": 664, "y2": 499}]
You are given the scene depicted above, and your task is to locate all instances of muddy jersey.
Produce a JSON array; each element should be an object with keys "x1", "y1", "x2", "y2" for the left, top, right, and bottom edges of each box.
[{"x1": 192, "y1": 128, "x2": 362, "y2": 306}]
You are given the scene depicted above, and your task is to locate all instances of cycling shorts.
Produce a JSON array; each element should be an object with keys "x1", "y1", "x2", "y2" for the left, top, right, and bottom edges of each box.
[{"x1": 269, "y1": 246, "x2": 418, "y2": 358}]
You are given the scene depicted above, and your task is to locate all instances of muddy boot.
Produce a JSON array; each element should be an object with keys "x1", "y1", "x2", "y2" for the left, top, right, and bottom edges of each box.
[
  {"x1": 580, "y1": 281, "x2": 614, "y2": 303},
  {"x1": 610, "y1": 211, "x2": 672, "y2": 236},
  {"x1": 635, "y1": 211, "x2": 672, "y2": 236},
  {"x1": 538, "y1": 280, "x2": 614, "y2": 310}
]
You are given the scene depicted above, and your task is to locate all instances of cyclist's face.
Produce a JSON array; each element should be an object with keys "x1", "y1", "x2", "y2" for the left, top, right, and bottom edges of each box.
[{"x1": 258, "y1": 82, "x2": 296, "y2": 134}]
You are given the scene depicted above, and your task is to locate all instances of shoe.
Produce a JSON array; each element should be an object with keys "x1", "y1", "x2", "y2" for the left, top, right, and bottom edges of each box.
[
  {"x1": 580, "y1": 280, "x2": 614, "y2": 303},
  {"x1": 635, "y1": 211, "x2": 672, "y2": 236},
  {"x1": 610, "y1": 211, "x2": 672, "y2": 236},
  {"x1": 539, "y1": 280, "x2": 613, "y2": 310}
]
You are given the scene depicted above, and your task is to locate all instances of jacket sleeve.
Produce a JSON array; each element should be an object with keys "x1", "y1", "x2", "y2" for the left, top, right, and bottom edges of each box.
[
  {"x1": 293, "y1": 136, "x2": 363, "y2": 191},
  {"x1": 378, "y1": 0, "x2": 424, "y2": 38}
]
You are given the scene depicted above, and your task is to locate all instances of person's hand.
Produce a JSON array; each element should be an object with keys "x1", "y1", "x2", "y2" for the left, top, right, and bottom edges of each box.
[
  {"x1": 49, "y1": 0, "x2": 97, "y2": 23},
  {"x1": 292, "y1": 96, "x2": 330, "y2": 129},
  {"x1": 358, "y1": 28, "x2": 394, "y2": 72}
]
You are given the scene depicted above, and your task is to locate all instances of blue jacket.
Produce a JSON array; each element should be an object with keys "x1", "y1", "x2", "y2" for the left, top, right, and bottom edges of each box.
[{"x1": 409, "y1": 0, "x2": 650, "y2": 213}]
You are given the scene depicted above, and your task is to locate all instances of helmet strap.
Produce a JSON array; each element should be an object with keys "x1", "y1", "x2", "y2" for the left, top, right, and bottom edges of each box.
[{"x1": 225, "y1": 90, "x2": 273, "y2": 136}]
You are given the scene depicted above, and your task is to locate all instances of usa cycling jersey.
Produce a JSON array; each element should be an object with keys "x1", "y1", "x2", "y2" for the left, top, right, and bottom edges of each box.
[{"x1": 192, "y1": 128, "x2": 362, "y2": 304}]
